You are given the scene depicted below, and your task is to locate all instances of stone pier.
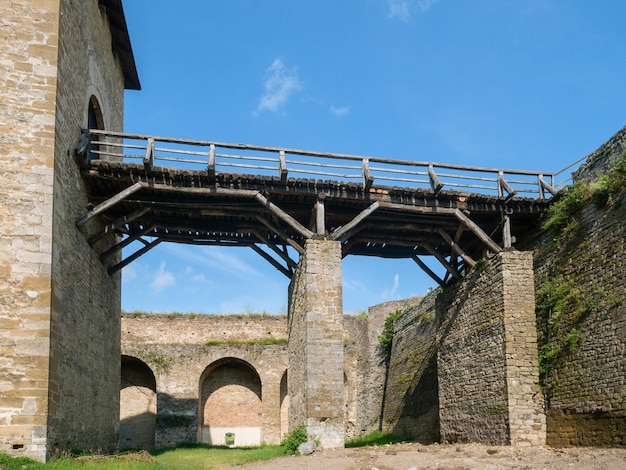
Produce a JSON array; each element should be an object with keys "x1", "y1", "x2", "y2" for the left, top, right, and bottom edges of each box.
[{"x1": 287, "y1": 239, "x2": 345, "y2": 448}]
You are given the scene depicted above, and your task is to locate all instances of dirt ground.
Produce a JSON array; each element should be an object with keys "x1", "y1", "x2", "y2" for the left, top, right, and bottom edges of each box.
[{"x1": 219, "y1": 442, "x2": 626, "y2": 470}]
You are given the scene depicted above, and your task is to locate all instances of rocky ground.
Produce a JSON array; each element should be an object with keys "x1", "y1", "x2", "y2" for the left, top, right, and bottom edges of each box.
[{"x1": 219, "y1": 442, "x2": 626, "y2": 470}]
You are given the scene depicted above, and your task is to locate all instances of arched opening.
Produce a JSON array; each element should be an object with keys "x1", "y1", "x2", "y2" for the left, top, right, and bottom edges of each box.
[
  {"x1": 199, "y1": 358, "x2": 262, "y2": 446},
  {"x1": 87, "y1": 95, "x2": 104, "y2": 163},
  {"x1": 120, "y1": 355, "x2": 157, "y2": 450},
  {"x1": 279, "y1": 370, "x2": 289, "y2": 440}
]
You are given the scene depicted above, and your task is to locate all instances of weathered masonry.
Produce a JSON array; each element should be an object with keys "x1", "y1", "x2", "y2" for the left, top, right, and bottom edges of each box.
[
  {"x1": 2, "y1": 0, "x2": 624, "y2": 462},
  {"x1": 0, "y1": 0, "x2": 139, "y2": 461}
]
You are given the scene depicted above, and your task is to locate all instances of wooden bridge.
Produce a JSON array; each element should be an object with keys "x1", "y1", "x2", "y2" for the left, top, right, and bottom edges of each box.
[{"x1": 75, "y1": 129, "x2": 558, "y2": 287}]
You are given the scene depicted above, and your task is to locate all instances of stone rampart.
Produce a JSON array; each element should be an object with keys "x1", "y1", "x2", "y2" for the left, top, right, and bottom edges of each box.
[{"x1": 522, "y1": 126, "x2": 626, "y2": 446}]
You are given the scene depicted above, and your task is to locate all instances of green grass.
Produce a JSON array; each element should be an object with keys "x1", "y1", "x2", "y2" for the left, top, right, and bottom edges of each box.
[
  {"x1": 0, "y1": 444, "x2": 288, "y2": 470},
  {"x1": 345, "y1": 430, "x2": 407, "y2": 448}
]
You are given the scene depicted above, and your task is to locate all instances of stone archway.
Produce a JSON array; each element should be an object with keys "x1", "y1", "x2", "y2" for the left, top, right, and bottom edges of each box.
[
  {"x1": 120, "y1": 355, "x2": 157, "y2": 450},
  {"x1": 199, "y1": 358, "x2": 262, "y2": 446},
  {"x1": 279, "y1": 370, "x2": 289, "y2": 440}
]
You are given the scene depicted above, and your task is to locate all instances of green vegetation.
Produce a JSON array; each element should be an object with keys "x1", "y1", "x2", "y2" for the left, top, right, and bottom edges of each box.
[
  {"x1": 204, "y1": 337, "x2": 287, "y2": 346},
  {"x1": 280, "y1": 425, "x2": 308, "y2": 455},
  {"x1": 378, "y1": 307, "x2": 407, "y2": 355},
  {"x1": 345, "y1": 430, "x2": 407, "y2": 448},
  {"x1": 542, "y1": 150, "x2": 626, "y2": 239}
]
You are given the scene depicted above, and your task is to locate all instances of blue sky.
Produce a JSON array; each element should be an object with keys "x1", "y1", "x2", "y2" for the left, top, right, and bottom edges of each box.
[{"x1": 120, "y1": 0, "x2": 626, "y2": 314}]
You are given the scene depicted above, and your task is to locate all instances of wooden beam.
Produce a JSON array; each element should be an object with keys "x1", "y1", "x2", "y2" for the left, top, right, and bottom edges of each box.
[
  {"x1": 251, "y1": 230, "x2": 298, "y2": 269},
  {"x1": 87, "y1": 207, "x2": 151, "y2": 246},
  {"x1": 208, "y1": 144, "x2": 216, "y2": 184},
  {"x1": 315, "y1": 195, "x2": 326, "y2": 235},
  {"x1": 538, "y1": 174, "x2": 557, "y2": 198},
  {"x1": 378, "y1": 201, "x2": 456, "y2": 215},
  {"x1": 421, "y1": 242, "x2": 461, "y2": 280},
  {"x1": 249, "y1": 244, "x2": 292, "y2": 279},
  {"x1": 143, "y1": 137, "x2": 154, "y2": 171},
  {"x1": 362, "y1": 159, "x2": 374, "y2": 192},
  {"x1": 497, "y1": 171, "x2": 517, "y2": 200},
  {"x1": 108, "y1": 238, "x2": 162, "y2": 275},
  {"x1": 428, "y1": 164, "x2": 443, "y2": 194},
  {"x1": 256, "y1": 216, "x2": 305, "y2": 255},
  {"x1": 453, "y1": 209, "x2": 502, "y2": 254},
  {"x1": 101, "y1": 224, "x2": 156, "y2": 261},
  {"x1": 279, "y1": 150, "x2": 288, "y2": 184},
  {"x1": 330, "y1": 201, "x2": 380, "y2": 242},
  {"x1": 76, "y1": 181, "x2": 143, "y2": 227},
  {"x1": 503, "y1": 215, "x2": 512, "y2": 248},
  {"x1": 254, "y1": 193, "x2": 314, "y2": 239},
  {"x1": 437, "y1": 229, "x2": 476, "y2": 268},
  {"x1": 412, "y1": 255, "x2": 446, "y2": 288}
]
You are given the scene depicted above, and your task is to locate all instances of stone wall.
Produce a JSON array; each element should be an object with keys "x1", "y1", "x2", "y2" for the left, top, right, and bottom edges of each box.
[
  {"x1": 0, "y1": 0, "x2": 127, "y2": 460},
  {"x1": 522, "y1": 126, "x2": 626, "y2": 446},
  {"x1": 287, "y1": 239, "x2": 345, "y2": 448},
  {"x1": 384, "y1": 252, "x2": 545, "y2": 446}
]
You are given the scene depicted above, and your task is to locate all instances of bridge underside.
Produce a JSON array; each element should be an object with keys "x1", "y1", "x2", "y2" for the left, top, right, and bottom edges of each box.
[{"x1": 79, "y1": 160, "x2": 549, "y2": 284}]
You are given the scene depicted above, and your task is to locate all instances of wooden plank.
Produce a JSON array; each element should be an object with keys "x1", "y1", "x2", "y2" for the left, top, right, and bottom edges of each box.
[
  {"x1": 256, "y1": 216, "x2": 305, "y2": 255},
  {"x1": 377, "y1": 201, "x2": 456, "y2": 215},
  {"x1": 330, "y1": 201, "x2": 380, "y2": 242},
  {"x1": 503, "y1": 215, "x2": 512, "y2": 248},
  {"x1": 254, "y1": 193, "x2": 314, "y2": 239},
  {"x1": 538, "y1": 174, "x2": 557, "y2": 198},
  {"x1": 88, "y1": 207, "x2": 151, "y2": 246},
  {"x1": 76, "y1": 181, "x2": 143, "y2": 227},
  {"x1": 208, "y1": 144, "x2": 216, "y2": 183},
  {"x1": 453, "y1": 209, "x2": 502, "y2": 254},
  {"x1": 497, "y1": 171, "x2": 517, "y2": 200},
  {"x1": 249, "y1": 244, "x2": 292, "y2": 279},
  {"x1": 437, "y1": 228, "x2": 476, "y2": 268},
  {"x1": 143, "y1": 137, "x2": 154, "y2": 171},
  {"x1": 108, "y1": 238, "x2": 162, "y2": 275},
  {"x1": 412, "y1": 255, "x2": 446, "y2": 288}
]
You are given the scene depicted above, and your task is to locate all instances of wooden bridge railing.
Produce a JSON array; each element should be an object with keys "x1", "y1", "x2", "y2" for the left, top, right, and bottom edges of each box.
[{"x1": 81, "y1": 129, "x2": 559, "y2": 199}]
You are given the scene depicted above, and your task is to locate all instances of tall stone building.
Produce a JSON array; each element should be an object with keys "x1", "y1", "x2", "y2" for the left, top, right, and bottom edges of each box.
[{"x1": 0, "y1": 0, "x2": 139, "y2": 461}]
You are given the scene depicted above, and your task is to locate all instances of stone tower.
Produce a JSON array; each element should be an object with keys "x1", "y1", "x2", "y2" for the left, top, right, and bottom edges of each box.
[{"x1": 0, "y1": 0, "x2": 139, "y2": 461}]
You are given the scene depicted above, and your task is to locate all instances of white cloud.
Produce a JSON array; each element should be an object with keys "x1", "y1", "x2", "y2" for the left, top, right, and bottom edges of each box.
[
  {"x1": 256, "y1": 58, "x2": 302, "y2": 113},
  {"x1": 386, "y1": 0, "x2": 440, "y2": 21},
  {"x1": 122, "y1": 263, "x2": 138, "y2": 281},
  {"x1": 381, "y1": 273, "x2": 400, "y2": 299},
  {"x1": 387, "y1": 0, "x2": 411, "y2": 22},
  {"x1": 150, "y1": 261, "x2": 175, "y2": 293},
  {"x1": 330, "y1": 105, "x2": 350, "y2": 117}
]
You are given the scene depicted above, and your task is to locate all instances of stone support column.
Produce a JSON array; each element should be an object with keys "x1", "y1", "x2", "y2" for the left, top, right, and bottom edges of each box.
[
  {"x1": 287, "y1": 239, "x2": 344, "y2": 448},
  {"x1": 437, "y1": 251, "x2": 546, "y2": 446}
]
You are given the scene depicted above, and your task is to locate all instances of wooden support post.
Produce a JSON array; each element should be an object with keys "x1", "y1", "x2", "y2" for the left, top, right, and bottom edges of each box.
[
  {"x1": 279, "y1": 150, "x2": 288, "y2": 184},
  {"x1": 412, "y1": 255, "x2": 446, "y2": 288},
  {"x1": 438, "y1": 228, "x2": 476, "y2": 268},
  {"x1": 362, "y1": 159, "x2": 374, "y2": 192},
  {"x1": 108, "y1": 238, "x2": 162, "y2": 275},
  {"x1": 454, "y1": 209, "x2": 502, "y2": 254},
  {"x1": 256, "y1": 216, "x2": 305, "y2": 255},
  {"x1": 538, "y1": 174, "x2": 557, "y2": 198},
  {"x1": 429, "y1": 164, "x2": 443, "y2": 194},
  {"x1": 101, "y1": 224, "x2": 156, "y2": 261},
  {"x1": 249, "y1": 244, "x2": 292, "y2": 278},
  {"x1": 503, "y1": 215, "x2": 512, "y2": 249},
  {"x1": 87, "y1": 207, "x2": 151, "y2": 246},
  {"x1": 143, "y1": 137, "x2": 154, "y2": 171},
  {"x1": 422, "y1": 242, "x2": 461, "y2": 280},
  {"x1": 208, "y1": 144, "x2": 216, "y2": 184},
  {"x1": 76, "y1": 181, "x2": 143, "y2": 227},
  {"x1": 254, "y1": 193, "x2": 314, "y2": 239},
  {"x1": 251, "y1": 230, "x2": 298, "y2": 269},
  {"x1": 330, "y1": 201, "x2": 380, "y2": 242},
  {"x1": 315, "y1": 195, "x2": 326, "y2": 236},
  {"x1": 497, "y1": 171, "x2": 516, "y2": 200}
]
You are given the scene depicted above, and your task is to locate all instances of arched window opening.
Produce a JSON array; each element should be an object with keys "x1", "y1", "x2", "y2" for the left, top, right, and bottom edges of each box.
[
  {"x1": 199, "y1": 358, "x2": 262, "y2": 447},
  {"x1": 87, "y1": 95, "x2": 104, "y2": 163},
  {"x1": 120, "y1": 355, "x2": 157, "y2": 450}
]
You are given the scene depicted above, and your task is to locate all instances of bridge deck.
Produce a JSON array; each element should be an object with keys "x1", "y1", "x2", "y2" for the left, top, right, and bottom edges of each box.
[{"x1": 76, "y1": 131, "x2": 554, "y2": 284}]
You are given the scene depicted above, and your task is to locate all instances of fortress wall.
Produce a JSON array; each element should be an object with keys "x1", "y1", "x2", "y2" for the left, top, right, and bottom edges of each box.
[
  {"x1": 524, "y1": 126, "x2": 626, "y2": 446},
  {"x1": 0, "y1": 0, "x2": 60, "y2": 459},
  {"x1": 381, "y1": 295, "x2": 439, "y2": 442},
  {"x1": 46, "y1": 0, "x2": 126, "y2": 455}
]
